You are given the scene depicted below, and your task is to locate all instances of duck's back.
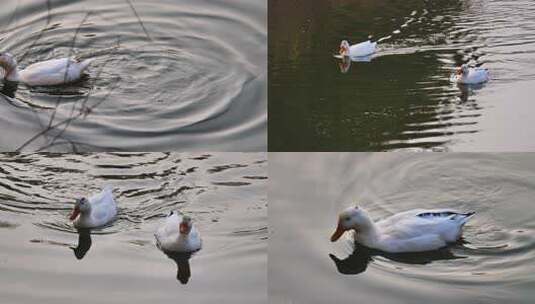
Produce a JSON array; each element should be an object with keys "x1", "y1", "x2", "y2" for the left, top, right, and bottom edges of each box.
[
  {"x1": 156, "y1": 213, "x2": 181, "y2": 239},
  {"x1": 466, "y1": 68, "x2": 489, "y2": 84},
  {"x1": 349, "y1": 40, "x2": 376, "y2": 56},
  {"x1": 20, "y1": 58, "x2": 88, "y2": 85},
  {"x1": 376, "y1": 209, "x2": 469, "y2": 243},
  {"x1": 88, "y1": 187, "x2": 117, "y2": 226}
]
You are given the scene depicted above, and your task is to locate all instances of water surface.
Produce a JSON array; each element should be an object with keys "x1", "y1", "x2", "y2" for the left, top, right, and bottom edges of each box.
[
  {"x1": 269, "y1": 0, "x2": 535, "y2": 151},
  {"x1": 269, "y1": 153, "x2": 535, "y2": 303},
  {"x1": 0, "y1": 0, "x2": 266, "y2": 151},
  {"x1": 0, "y1": 152, "x2": 267, "y2": 303}
]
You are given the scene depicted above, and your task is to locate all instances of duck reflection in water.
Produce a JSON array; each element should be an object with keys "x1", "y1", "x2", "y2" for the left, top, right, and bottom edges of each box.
[
  {"x1": 71, "y1": 228, "x2": 92, "y2": 260},
  {"x1": 329, "y1": 243, "x2": 466, "y2": 275},
  {"x1": 336, "y1": 55, "x2": 373, "y2": 74},
  {"x1": 456, "y1": 82, "x2": 486, "y2": 103},
  {"x1": 161, "y1": 251, "x2": 195, "y2": 284},
  {"x1": 1, "y1": 80, "x2": 18, "y2": 98}
]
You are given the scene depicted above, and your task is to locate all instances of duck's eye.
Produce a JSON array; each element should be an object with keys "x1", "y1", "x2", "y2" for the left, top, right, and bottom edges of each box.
[{"x1": 345, "y1": 217, "x2": 351, "y2": 222}]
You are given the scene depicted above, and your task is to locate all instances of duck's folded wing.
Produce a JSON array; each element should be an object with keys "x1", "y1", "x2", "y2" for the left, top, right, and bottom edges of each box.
[
  {"x1": 21, "y1": 71, "x2": 71, "y2": 86},
  {"x1": 379, "y1": 209, "x2": 473, "y2": 241},
  {"x1": 23, "y1": 58, "x2": 72, "y2": 75},
  {"x1": 415, "y1": 209, "x2": 474, "y2": 225},
  {"x1": 20, "y1": 58, "x2": 80, "y2": 85},
  {"x1": 160, "y1": 213, "x2": 180, "y2": 235},
  {"x1": 386, "y1": 234, "x2": 447, "y2": 253},
  {"x1": 92, "y1": 207, "x2": 113, "y2": 223}
]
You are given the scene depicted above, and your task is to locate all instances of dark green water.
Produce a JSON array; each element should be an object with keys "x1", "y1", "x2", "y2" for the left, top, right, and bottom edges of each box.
[{"x1": 269, "y1": 0, "x2": 535, "y2": 151}]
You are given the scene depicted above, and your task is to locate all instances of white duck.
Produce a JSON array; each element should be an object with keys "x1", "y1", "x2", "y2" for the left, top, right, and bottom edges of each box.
[
  {"x1": 452, "y1": 64, "x2": 489, "y2": 84},
  {"x1": 69, "y1": 186, "x2": 117, "y2": 229},
  {"x1": 155, "y1": 211, "x2": 202, "y2": 253},
  {"x1": 331, "y1": 206, "x2": 475, "y2": 253},
  {"x1": 0, "y1": 52, "x2": 93, "y2": 86},
  {"x1": 339, "y1": 40, "x2": 376, "y2": 57}
]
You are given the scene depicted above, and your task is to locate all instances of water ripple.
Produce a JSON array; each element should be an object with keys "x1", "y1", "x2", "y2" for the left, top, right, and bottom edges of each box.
[{"x1": 1, "y1": 0, "x2": 266, "y2": 151}]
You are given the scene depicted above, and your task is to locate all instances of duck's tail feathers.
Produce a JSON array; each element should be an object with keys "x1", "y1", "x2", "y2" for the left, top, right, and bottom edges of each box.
[
  {"x1": 458, "y1": 212, "x2": 475, "y2": 225},
  {"x1": 78, "y1": 58, "x2": 94, "y2": 72},
  {"x1": 102, "y1": 185, "x2": 113, "y2": 193}
]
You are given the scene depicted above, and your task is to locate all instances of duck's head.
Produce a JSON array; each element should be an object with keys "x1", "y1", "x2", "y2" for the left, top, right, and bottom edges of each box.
[
  {"x1": 70, "y1": 197, "x2": 90, "y2": 220},
  {"x1": 331, "y1": 206, "x2": 371, "y2": 242},
  {"x1": 179, "y1": 216, "x2": 193, "y2": 235},
  {"x1": 0, "y1": 52, "x2": 17, "y2": 77},
  {"x1": 456, "y1": 64, "x2": 469, "y2": 76},
  {"x1": 339, "y1": 40, "x2": 350, "y2": 57}
]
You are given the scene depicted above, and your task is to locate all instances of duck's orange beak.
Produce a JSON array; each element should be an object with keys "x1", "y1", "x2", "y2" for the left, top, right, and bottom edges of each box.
[
  {"x1": 339, "y1": 47, "x2": 346, "y2": 56},
  {"x1": 456, "y1": 67, "x2": 462, "y2": 75},
  {"x1": 179, "y1": 222, "x2": 189, "y2": 234},
  {"x1": 69, "y1": 206, "x2": 80, "y2": 221},
  {"x1": 330, "y1": 222, "x2": 347, "y2": 242}
]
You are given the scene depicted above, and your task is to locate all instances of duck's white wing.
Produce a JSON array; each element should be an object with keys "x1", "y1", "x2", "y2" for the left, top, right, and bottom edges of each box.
[
  {"x1": 156, "y1": 212, "x2": 181, "y2": 238},
  {"x1": 377, "y1": 209, "x2": 473, "y2": 242},
  {"x1": 88, "y1": 187, "x2": 117, "y2": 225},
  {"x1": 21, "y1": 58, "x2": 70, "y2": 81},
  {"x1": 20, "y1": 58, "x2": 86, "y2": 85},
  {"x1": 383, "y1": 234, "x2": 447, "y2": 253},
  {"x1": 349, "y1": 40, "x2": 376, "y2": 56},
  {"x1": 25, "y1": 58, "x2": 72, "y2": 73},
  {"x1": 467, "y1": 68, "x2": 489, "y2": 84}
]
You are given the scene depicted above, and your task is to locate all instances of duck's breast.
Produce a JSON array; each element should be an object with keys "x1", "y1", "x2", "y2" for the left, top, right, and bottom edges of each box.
[{"x1": 187, "y1": 227, "x2": 202, "y2": 251}]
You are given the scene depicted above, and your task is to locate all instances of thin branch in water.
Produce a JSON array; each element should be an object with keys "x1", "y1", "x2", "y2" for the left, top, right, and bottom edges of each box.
[
  {"x1": 46, "y1": 11, "x2": 92, "y2": 130},
  {"x1": 16, "y1": 77, "x2": 120, "y2": 152},
  {"x1": 47, "y1": 44, "x2": 122, "y2": 148},
  {"x1": 125, "y1": 0, "x2": 152, "y2": 42},
  {"x1": 17, "y1": 35, "x2": 123, "y2": 152},
  {"x1": 7, "y1": 0, "x2": 153, "y2": 152}
]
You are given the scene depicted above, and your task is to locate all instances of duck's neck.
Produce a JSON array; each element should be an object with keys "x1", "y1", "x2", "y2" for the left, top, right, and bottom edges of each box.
[
  {"x1": 4, "y1": 65, "x2": 21, "y2": 82},
  {"x1": 78, "y1": 211, "x2": 90, "y2": 222},
  {"x1": 354, "y1": 215, "x2": 379, "y2": 247}
]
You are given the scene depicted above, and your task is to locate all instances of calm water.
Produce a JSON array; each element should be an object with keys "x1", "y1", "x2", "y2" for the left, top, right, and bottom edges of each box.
[
  {"x1": 0, "y1": 152, "x2": 267, "y2": 303},
  {"x1": 269, "y1": 153, "x2": 535, "y2": 303},
  {"x1": 0, "y1": 0, "x2": 266, "y2": 152},
  {"x1": 269, "y1": 0, "x2": 535, "y2": 151}
]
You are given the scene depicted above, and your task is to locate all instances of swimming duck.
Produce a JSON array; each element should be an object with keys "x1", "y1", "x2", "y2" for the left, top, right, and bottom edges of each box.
[
  {"x1": 339, "y1": 40, "x2": 376, "y2": 57},
  {"x1": 69, "y1": 186, "x2": 117, "y2": 229},
  {"x1": 331, "y1": 206, "x2": 475, "y2": 253},
  {"x1": 155, "y1": 211, "x2": 202, "y2": 253},
  {"x1": 452, "y1": 64, "x2": 489, "y2": 84},
  {"x1": 0, "y1": 52, "x2": 93, "y2": 86}
]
